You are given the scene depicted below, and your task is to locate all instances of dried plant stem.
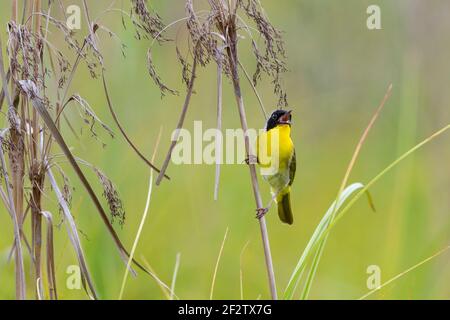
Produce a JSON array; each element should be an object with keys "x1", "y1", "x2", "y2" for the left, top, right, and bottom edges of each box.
[
  {"x1": 12, "y1": 1, "x2": 18, "y2": 22},
  {"x1": 41, "y1": 211, "x2": 57, "y2": 300},
  {"x1": 31, "y1": 179, "x2": 44, "y2": 299},
  {"x1": 238, "y1": 60, "x2": 267, "y2": 120},
  {"x1": 228, "y1": 45, "x2": 277, "y2": 299},
  {"x1": 31, "y1": 0, "x2": 44, "y2": 299},
  {"x1": 214, "y1": 49, "x2": 223, "y2": 200},
  {"x1": 0, "y1": 145, "x2": 26, "y2": 300},
  {"x1": 101, "y1": 72, "x2": 169, "y2": 179},
  {"x1": 156, "y1": 58, "x2": 198, "y2": 185},
  {"x1": 46, "y1": 167, "x2": 97, "y2": 299},
  {"x1": 0, "y1": 34, "x2": 25, "y2": 300}
]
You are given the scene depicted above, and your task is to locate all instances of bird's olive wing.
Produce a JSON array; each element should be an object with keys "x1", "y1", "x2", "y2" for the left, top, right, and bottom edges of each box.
[{"x1": 289, "y1": 149, "x2": 296, "y2": 186}]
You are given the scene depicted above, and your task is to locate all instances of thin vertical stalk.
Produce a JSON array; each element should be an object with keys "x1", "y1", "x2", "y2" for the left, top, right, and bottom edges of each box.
[
  {"x1": 12, "y1": 0, "x2": 17, "y2": 22},
  {"x1": 31, "y1": 174, "x2": 44, "y2": 299},
  {"x1": 0, "y1": 147, "x2": 25, "y2": 299},
  {"x1": 226, "y1": 41, "x2": 277, "y2": 299},
  {"x1": 31, "y1": 0, "x2": 44, "y2": 299},
  {"x1": 210, "y1": 227, "x2": 229, "y2": 299},
  {"x1": 214, "y1": 49, "x2": 223, "y2": 200},
  {"x1": 102, "y1": 72, "x2": 168, "y2": 179},
  {"x1": 170, "y1": 253, "x2": 181, "y2": 300},
  {"x1": 0, "y1": 33, "x2": 26, "y2": 300},
  {"x1": 238, "y1": 60, "x2": 267, "y2": 121},
  {"x1": 41, "y1": 211, "x2": 57, "y2": 300},
  {"x1": 118, "y1": 127, "x2": 162, "y2": 300}
]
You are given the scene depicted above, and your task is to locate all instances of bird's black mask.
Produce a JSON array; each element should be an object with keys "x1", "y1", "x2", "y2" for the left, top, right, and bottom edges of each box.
[{"x1": 266, "y1": 110, "x2": 292, "y2": 131}]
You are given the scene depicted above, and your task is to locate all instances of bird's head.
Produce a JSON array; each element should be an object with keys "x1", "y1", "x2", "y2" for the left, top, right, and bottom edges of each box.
[{"x1": 266, "y1": 109, "x2": 292, "y2": 131}]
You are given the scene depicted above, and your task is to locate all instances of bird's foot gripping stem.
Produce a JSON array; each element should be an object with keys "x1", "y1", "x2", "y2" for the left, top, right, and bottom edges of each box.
[
  {"x1": 255, "y1": 207, "x2": 269, "y2": 220},
  {"x1": 245, "y1": 155, "x2": 258, "y2": 165}
]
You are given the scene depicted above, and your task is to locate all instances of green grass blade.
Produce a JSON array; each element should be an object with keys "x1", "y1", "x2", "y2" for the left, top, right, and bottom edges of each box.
[
  {"x1": 319, "y1": 124, "x2": 450, "y2": 250},
  {"x1": 359, "y1": 245, "x2": 450, "y2": 300},
  {"x1": 118, "y1": 127, "x2": 162, "y2": 299},
  {"x1": 284, "y1": 183, "x2": 364, "y2": 299},
  {"x1": 210, "y1": 227, "x2": 229, "y2": 300},
  {"x1": 299, "y1": 233, "x2": 327, "y2": 300},
  {"x1": 300, "y1": 189, "x2": 375, "y2": 300},
  {"x1": 118, "y1": 168, "x2": 154, "y2": 299},
  {"x1": 285, "y1": 123, "x2": 450, "y2": 300}
]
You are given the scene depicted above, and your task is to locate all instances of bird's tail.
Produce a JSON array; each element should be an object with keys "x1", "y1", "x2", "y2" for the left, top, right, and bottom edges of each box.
[{"x1": 276, "y1": 188, "x2": 293, "y2": 225}]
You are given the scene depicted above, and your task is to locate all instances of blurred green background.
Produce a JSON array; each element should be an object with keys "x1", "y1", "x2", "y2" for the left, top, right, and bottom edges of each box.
[{"x1": 0, "y1": 0, "x2": 449, "y2": 300}]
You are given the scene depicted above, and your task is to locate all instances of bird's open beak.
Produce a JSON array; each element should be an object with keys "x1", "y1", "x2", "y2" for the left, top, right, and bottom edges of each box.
[{"x1": 278, "y1": 110, "x2": 292, "y2": 125}]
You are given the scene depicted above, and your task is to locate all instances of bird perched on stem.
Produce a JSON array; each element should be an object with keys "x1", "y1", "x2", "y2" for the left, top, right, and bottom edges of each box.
[{"x1": 255, "y1": 109, "x2": 296, "y2": 224}]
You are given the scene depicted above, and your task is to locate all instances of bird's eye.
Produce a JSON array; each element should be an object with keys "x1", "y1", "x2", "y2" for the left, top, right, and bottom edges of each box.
[{"x1": 272, "y1": 114, "x2": 277, "y2": 119}]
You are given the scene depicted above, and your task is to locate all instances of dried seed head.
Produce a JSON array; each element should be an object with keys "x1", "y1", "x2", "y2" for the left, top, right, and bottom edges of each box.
[
  {"x1": 147, "y1": 49, "x2": 178, "y2": 96},
  {"x1": 176, "y1": 47, "x2": 193, "y2": 87},
  {"x1": 57, "y1": 168, "x2": 73, "y2": 216},
  {"x1": 69, "y1": 94, "x2": 115, "y2": 142},
  {"x1": 7, "y1": 22, "x2": 44, "y2": 89},
  {"x1": 131, "y1": 0, "x2": 167, "y2": 41},
  {"x1": 93, "y1": 168, "x2": 125, "y2": 227},
  {"x1": 239, "y1": 0, "x2": 288, "y2": 106},
  {"x1": 181, "y1": 0, "x2": 289, "y2": 106},
  {"x1": 186, "y1": 0, "x2": 217, "y2": 67}
]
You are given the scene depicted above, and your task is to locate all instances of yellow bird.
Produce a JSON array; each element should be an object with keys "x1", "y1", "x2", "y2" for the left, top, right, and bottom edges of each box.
[{"x1": 256, "y1": 110, "x2": 296, "y2": 224}]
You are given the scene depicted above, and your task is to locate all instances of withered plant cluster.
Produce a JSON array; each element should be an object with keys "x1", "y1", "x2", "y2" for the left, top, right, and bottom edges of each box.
[{"x1": 0, "y1": 0, "x2": 167, "y2": 300}]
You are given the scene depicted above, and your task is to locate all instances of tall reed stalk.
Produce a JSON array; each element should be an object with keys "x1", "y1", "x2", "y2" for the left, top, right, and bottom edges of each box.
[{"x1": 151, "y1": 0, "x2": 288, "y2": 299}]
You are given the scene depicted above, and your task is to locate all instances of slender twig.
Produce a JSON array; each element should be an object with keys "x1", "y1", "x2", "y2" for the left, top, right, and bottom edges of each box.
[
  {"x1": 238, "y1": 60, "x2": 268, "y2": 120},
  {"x1": 156, "y1": 58, "x2": 198, "y2": 185},
  {"x1": 102, "y1": 72, "x2": 169, "y2": 179},
  {"x1": 12, "y1": 0, "x2": 17, "y2": 22},
  {"x1": 84, "y1": 1, "x2": 167, "y2": 178}
]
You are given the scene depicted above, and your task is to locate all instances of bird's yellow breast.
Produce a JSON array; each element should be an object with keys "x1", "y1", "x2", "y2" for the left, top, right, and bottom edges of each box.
[{"x1": 257, "y1": 124, "x2": 294, "y2": 170}]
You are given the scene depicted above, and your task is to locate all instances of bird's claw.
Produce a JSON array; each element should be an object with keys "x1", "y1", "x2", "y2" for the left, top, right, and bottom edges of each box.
[
  {"x1": 245, "y1": 155, "x2": 258, "y2": 165},
  {"x1": 255, "y1": 207, "x2": 269, "y2": 219}
]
